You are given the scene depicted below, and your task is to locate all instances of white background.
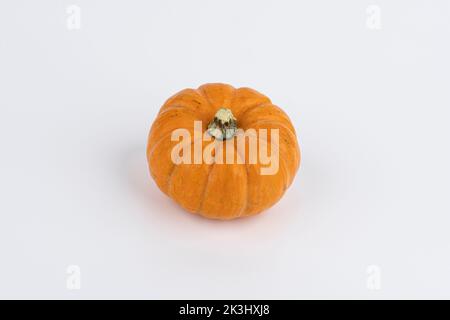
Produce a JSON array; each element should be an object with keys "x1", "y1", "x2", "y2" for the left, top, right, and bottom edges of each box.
[{"x1": 1, "y1": 0, "x2": 450, "y2": 299}]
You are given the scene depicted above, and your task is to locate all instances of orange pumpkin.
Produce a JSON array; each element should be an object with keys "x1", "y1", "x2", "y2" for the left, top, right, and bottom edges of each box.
[{"x1": 146, "y1": 83, "x2": 300, "y2": 220}]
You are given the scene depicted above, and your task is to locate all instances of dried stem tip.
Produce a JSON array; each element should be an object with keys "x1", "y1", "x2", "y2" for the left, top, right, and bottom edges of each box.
[{"x1": 207, "y1": 108, "x2": 238, "y2": 140}]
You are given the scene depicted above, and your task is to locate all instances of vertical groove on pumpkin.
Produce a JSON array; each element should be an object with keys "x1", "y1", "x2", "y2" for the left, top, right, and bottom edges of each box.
[
  {"x1": 245, "y1": 117, "x2": 298, "y2": 139},
  {"x1": 195, "y1": 85, "x2": 218, "y2": 216},
  {"x1": 196, "y1": 162, "x2": 215, "y2": 215},
  {"x1": 228, "y1": 87, "x2": 237, "y2": 114},
  {"x1": 222, "y1": 85, "x2": 235, "y2": 110},
  {"x1": 147, "y1": 108, "x2": 199, "y2": 160},
  {"x1": 250, "y1": 120, "x2": 300, "y2": 183},
  {"x1": 257, "y1": 129, "x2": 291, "y2": 191},
  {"x1": 235, "y1": 142, "x2": 250, "y2": 218},
  {"x1": 167, "y1": 133, "x2": 204, "y2": 202},
  {"x1": 165, "y1": 162, "x2": 177, "y2": 195},
  {"x1": 239, "y1": 105, "x2": 296, "y2": 134},
  {"x1": 233, "y1": 102, "x2": 273, "y2": 121},
  {"x1": 157, "y1": 105, "x2": 203, "y2": 118},
  {"x1": 147, "y1": 130, "x2": 174, "y2": 161},
  {"x1": 197, "y1": 84, "x2": 235, "y2": 113},
  {"x1": 230, "y1": 87, "x2": 271, "y2": 119},
  {"x1": 158, "y1": 89, "x2": 206, "y2": 116}
]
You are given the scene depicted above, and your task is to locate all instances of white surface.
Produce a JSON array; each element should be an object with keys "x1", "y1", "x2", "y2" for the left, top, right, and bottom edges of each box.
[{"x1": 1, "y1": 0, "x2": 450, "y2": 299}]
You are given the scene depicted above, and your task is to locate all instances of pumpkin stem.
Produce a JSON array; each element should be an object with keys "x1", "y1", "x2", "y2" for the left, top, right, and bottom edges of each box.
[{"x1": 207, "y1": 108, "x2": 238, "y2": 140}]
